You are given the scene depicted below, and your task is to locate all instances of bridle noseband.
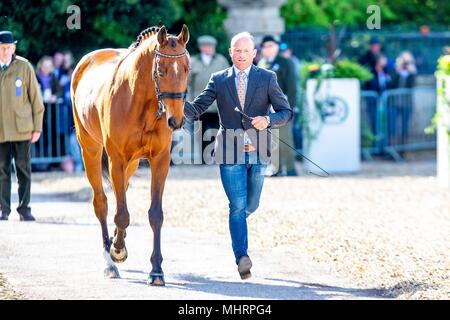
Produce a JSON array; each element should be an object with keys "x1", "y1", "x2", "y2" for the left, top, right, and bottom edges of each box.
[{"x1": 153, "y1": 49, "x2": 189, "y2": 118}]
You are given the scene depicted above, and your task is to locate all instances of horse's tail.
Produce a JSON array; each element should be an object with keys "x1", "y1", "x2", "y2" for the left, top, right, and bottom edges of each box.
[{"x1": 101, "y1": 148, "x2": 111, "y2": 186}]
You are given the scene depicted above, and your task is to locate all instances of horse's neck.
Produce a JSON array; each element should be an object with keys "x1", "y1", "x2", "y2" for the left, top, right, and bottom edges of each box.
[
  {"x1": 129, "y1": 43, "x2": 157, "y2": 100},
  {"x1": 124, "y1": 43, "x2": 160, "y2": 128}
]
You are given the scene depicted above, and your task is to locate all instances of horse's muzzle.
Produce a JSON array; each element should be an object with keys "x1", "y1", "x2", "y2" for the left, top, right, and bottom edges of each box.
[{"x1": 168, "y1": 116, "x2": 184, "y2": 130}]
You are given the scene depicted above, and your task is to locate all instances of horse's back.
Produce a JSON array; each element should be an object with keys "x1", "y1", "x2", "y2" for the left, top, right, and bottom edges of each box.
[{"x1": 71, "y1": 48, "x2": 128, "y2": 143}]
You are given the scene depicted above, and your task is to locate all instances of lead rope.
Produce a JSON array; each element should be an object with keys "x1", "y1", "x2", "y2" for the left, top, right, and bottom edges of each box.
[{"x1": 234, "y1": 107, "x2": 330, "y2": 178}]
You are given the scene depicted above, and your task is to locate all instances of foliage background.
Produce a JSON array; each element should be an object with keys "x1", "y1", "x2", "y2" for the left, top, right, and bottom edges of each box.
[
  {"x1": 0, "y1": 0, "x2": 448, "y2": 64},
  {"x1": 0, "y1": 0, "x2": 228, "y2": 63}
]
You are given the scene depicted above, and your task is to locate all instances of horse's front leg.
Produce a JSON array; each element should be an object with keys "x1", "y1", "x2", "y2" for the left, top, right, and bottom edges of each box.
[
  {"x1": 109, "y1": 157, "x2": 130, "y2": 264},
  {"x1": 147, "y1": 149, "x2": 171, "y2": 286}
]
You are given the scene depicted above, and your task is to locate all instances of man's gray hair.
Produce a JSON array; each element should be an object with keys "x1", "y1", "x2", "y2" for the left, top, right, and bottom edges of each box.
[{"x1": 230, "y1": 32, "x2": 256, "y2": 49}]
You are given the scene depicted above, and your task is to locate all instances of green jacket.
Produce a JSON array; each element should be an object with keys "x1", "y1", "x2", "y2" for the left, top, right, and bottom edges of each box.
[
  {"x1": 258, "y1": 54, "x2": 297, "y2": 109},
  {"x1": 187, "y1": 53, "x2": 230, "y2": 113},
  {"x1": 0, "y1": 55, "x2": 44, "y2": 143}
]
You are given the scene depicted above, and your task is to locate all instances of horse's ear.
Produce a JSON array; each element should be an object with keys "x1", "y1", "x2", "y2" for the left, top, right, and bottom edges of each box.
[
  {"x1": 178, "y1": 24, "x2": 189, "y2": 45},
  {"x1": 157, "y1": 26, "x2": 168, "y2": 47}
]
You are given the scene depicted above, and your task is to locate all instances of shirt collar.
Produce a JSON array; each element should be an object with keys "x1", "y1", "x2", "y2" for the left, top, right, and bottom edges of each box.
[
  {"x1": 0, "y1": 57, "x2": 12, "y2": 68},
  {"x1": 201, "y1": 53, "x2": 213, "y2": 65},
  {"x1": 233, "y1": 65, "x2": 252, "y2": 78}
]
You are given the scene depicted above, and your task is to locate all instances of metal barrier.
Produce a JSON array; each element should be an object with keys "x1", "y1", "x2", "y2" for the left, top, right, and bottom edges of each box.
[
  {"x1": 360, "y1": 87, "x2": 436, "y2": 161},
  {"x1": 380, "y1": 87, "x2": 436, "y2": 161},
  {"x1": 31, "y1": 101, "x2": 71, "y2": 164},
  {"x1": 360, "y1": 90, "x2": 380, "y2": 160},
  {"x1": 32, "y1": 90, "x2": 436, "y2": 166}
]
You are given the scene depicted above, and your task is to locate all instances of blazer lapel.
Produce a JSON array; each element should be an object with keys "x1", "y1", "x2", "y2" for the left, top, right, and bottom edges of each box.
[
  {"x1": 225, "y1": 67, "x2": 242, "y2": 111},
  {"x1": 243, "y1": 65, "x2": 259, "y2": 111}
]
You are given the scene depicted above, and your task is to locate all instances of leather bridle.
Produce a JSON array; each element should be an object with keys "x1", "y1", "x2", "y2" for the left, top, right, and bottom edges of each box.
[{"x1": 153, "y1": 49, "x2": 189, "y2": 118}]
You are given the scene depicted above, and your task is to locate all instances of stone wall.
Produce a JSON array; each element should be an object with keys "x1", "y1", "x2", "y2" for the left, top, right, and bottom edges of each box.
[{"x1": 218, "y1": 0, "x2": 286, "y2": 42}]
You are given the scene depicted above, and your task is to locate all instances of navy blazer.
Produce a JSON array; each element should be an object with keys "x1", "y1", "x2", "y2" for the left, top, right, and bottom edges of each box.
[{"x1": 184, "y1": 64, "x2": 293, "y2": 164}]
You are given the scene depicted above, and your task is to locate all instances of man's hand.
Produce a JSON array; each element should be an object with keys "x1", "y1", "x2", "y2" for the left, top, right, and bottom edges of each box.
[
  {"x1": 251, "y1": 116, "x2": 269, "y2": 130},
  {"x1": 31, "y1": 131, "x2": 41, "y2": 143}
]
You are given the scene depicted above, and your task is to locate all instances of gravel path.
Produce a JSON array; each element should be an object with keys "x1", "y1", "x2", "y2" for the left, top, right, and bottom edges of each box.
[
  {"x1": 0, "y1": 273, "x2": 24, "y2": 300},
  {"x1": 1, "y1": 159, "x2": 448, "y2": 299},
  {"x1": 0, "y1": 221, "x2": 383, "y2": 300}
]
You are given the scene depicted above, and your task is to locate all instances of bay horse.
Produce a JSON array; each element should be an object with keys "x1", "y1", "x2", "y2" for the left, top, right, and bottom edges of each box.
[{"x1": 70, "y1": 25, "x2": 190, "y2": 286}]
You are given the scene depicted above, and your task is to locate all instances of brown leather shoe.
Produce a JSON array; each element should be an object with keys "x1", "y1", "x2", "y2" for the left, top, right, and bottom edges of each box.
[{"x1": 237, "y1": 255, "x2": 252, "y2": 280}]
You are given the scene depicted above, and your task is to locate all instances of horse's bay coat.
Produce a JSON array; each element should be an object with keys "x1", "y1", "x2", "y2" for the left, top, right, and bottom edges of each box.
[{"x1": 70, "y1": 25, "x2": 190, "y2": 285}]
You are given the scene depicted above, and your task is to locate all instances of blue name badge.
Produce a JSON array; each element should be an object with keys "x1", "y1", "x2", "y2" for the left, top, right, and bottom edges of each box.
[{"x1": 15, "y1": 77, "x2": 23, "y2": 97}]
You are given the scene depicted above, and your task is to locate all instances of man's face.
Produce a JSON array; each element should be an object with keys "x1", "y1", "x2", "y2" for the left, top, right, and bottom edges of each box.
[
  {"x1": 370, "y1": 43, "x2": 381, "y2": 54},
  {"x1": 40, "y1": 60, "x2": 53, "y2": 75},
  {"x1": 53, "y1": 52, "x2": 64, "y2": 68},
  {"x1": 261, "y1": 41, "x2": 279, "y2": 60},
  {"x1": 199, "y1": 44, "x2": 215, "y2": 57},
  {"x1": 281, "y1": 48, "x2": 292, "y2": 59},
  {"x1": 0, "y1": 44, "x2": 15, "y2": 64},
  {"x1": 229, "y1": 37, "x2": 256, "y2": 71}
]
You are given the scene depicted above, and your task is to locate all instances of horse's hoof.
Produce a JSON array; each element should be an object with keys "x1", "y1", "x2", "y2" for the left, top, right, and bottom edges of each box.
[
  {"x1": 147, "y1": 274, "x2": 165, "y2": 286},
  {"x1": 104, "y1": 265, "x2": 120, "y2": 279},
  {"x1": 109, "y1": 245, "x2": 128, "y2": 263}
]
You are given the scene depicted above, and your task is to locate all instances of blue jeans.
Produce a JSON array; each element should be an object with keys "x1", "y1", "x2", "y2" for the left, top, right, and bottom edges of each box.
[{"x1": 219, "y1": 152, "x2": 267, "y2": 264}]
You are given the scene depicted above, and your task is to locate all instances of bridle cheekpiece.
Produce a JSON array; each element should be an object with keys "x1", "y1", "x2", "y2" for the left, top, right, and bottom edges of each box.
[{"x1": 153, "y1": 48, "x2": 189, "y2": 118}]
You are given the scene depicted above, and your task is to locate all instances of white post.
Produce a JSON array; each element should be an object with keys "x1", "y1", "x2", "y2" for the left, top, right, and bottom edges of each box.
[
  {"x1": 304, "y1": 78, "x2": 361, "y2": 173},
  {"x1": 437, "y1": 75, "x2": 450, "y2": 188}
]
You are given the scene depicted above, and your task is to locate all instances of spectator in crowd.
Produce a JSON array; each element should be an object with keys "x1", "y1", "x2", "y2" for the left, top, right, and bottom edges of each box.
[
  {"x1": 34, "y1": 56, "x2": 63, "y2": 171},
  {"x1": 187, "y1": 35, "x2": 229, "y2": 162},
  {"x1": 363, "y1": 54, "x2": 392, "y2": 144},
  {"x1": 280, "y1": 42, "x2": 303, "y2": 151},
  {"x1": 188, "y1": 35, "x2": 229, "y2": 114},
  {"x1": 59, "y1": 51, "x2": 83, "y2": 173},
  {"x1": 280, "y1": 43, "x2": 301, "y2": 77},
  {"x1": 253, "y1": 44, "x2": 262, "y2": 65},
  {"x1": 258, "y1": 35, "x2": 297, "y2": 176},
  {"x1": 36, "y1": 56, "x2": 62, "y2": 104},
  {"x1": 52, "y1": 51, "x2": 64, "y2": 81},
  {"x1": 391, "y1": 51, "x2": 416, "y2": 89},
  {"x1": 364, "y1": 54, "x2": 392, "y2": 93},
  {"x1": 388, "y1": 51, "x2": 417, "y2": 147},
  {"x1": 0, "y1": 30, "x2": 45, "y2": 221},
  {"x1": 358, "y1": 36, "x2": 382, "y2": 74}
]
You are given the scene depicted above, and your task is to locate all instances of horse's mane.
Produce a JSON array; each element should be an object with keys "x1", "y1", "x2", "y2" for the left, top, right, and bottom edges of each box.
[{"x1": 129, "y1": 26, "x2": 161, "y2": 50}]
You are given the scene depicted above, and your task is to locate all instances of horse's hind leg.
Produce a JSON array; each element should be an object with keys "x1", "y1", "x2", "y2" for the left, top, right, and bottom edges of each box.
[
  {"x1": 76, "y1": 127, "x2": 119, "y2": 278},
  {"x1": 147, "y1": 149, "x2": 171, "y2": 286}
]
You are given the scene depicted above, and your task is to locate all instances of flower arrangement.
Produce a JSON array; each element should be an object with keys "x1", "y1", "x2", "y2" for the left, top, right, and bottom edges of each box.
[{"x1": 425, "y1": 54, "x2": 450, "y2": 137}]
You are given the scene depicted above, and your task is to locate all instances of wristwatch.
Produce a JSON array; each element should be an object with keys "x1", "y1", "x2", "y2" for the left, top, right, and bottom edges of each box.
[{"x1": 265, "y1": 116, "x2": 271, "y2": 127}]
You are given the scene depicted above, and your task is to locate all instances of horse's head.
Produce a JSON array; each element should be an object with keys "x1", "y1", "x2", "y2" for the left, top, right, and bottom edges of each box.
[{"x1": 154, "y1": 25, "x2": 190, "y2": 130}]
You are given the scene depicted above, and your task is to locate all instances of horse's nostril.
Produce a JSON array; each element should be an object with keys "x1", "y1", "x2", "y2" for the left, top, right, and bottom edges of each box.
[{"x1": 168, "y1": 117, "x2": 177, "y2": 129}]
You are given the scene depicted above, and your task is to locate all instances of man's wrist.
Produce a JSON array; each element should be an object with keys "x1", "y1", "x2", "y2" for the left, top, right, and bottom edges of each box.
[{"x1": 265, "y1": 115, "x2": 271, "y2": 127}]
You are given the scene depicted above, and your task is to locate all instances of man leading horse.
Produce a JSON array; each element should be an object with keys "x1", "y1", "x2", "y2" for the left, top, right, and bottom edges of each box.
[{"x1": 184, "y1": 32, "x2": 293, "y2": 280}]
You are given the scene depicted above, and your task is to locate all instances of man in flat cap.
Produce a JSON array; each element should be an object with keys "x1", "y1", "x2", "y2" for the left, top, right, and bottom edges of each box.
[
  {"x1": 188, "y1": 35, "x2": 230, "y2": 113},
  {"x1": 0, "y1": 31, "x2": 45, "y2": 221},
  {"x1": 187, "y1": 35, "x2": 229, "y2": 161},
  {"x1": 258, "y1": 35, "x2": 297, "y2": 176}
]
